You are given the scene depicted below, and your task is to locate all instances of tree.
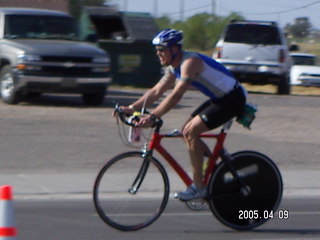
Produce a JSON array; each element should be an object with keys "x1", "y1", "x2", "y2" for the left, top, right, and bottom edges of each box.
[
  {"x1": 155, "y1": 12, "x2": 244, "y2": 50},
  {"x1": 182, "y1": 13, "x2": 214, "y2": 50},
  {"x1": 287, "y1": 17, "x2": 312, "y2": 39},
  {"x1": 155, "y1": 16, "x2": 173, "y2": 29}
]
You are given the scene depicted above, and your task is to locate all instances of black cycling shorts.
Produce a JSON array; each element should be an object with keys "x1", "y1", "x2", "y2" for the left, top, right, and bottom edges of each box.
[{"x1": 191, "y1": 86, "x2": 246, "y2": 130}]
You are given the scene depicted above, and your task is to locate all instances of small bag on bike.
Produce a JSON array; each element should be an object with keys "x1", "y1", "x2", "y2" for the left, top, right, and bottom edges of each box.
[
  {"x1": 127, "y1": 114, "x2": 142, "y2": 143},
  {"x1": 236, "y1": 103, "x2": 257, "y2": 129}
]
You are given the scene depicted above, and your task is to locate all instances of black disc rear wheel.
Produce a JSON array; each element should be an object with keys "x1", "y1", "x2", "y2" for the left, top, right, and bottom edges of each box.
[{"x1": 208, "y1": 151, "x2": 283, "y2": 230}]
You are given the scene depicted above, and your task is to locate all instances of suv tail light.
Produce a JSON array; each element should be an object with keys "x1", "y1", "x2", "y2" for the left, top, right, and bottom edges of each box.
[
  {"x1": 279, "y1": 49, "x2": 285, "y2": 63},
  {"x1": 215, "y1": 47, "x2": 222, "y2": 59}
]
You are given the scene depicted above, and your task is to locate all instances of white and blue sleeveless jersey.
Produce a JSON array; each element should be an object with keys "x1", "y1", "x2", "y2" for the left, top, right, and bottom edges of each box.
[{"x1": 169, "y1": 51, "x2": 245, "y2": 100}]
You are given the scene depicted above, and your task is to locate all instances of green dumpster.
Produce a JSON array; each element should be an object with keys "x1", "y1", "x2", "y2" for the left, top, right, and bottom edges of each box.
[{"x1": 79, "y1": 6, "x2": 162, "y2": 88}]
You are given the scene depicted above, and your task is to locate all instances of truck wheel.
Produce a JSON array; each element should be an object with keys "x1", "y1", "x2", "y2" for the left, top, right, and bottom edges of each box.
[
  {"x1": 82, "y1": 90, "x2": 106, "y2": 106},
  {"x1": 277, "y1": 76, "x2": 291, "y2": 95},
  {"x1": 0, "y1": 65, "x2": 22, "y2": 104}
]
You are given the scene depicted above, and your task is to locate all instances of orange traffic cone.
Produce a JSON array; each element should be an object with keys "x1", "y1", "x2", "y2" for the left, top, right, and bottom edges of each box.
[{"x1": 0, "y1": 185, "x2": 17, "y2": 240}]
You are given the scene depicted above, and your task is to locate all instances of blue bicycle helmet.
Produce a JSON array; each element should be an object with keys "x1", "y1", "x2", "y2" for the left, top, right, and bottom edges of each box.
[{"x1": 152, "y1": 29, "x2": 183, "y2": 47}]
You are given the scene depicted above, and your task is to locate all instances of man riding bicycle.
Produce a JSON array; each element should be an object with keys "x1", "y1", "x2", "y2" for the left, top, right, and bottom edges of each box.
[{"x1": 120, "y1": 29, "x2": 247, "y2": 201}]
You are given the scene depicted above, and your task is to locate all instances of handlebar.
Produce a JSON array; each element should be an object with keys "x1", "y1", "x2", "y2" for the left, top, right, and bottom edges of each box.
[{"x1": 114, "y1": 104, "x2": 163, "y2": 131}]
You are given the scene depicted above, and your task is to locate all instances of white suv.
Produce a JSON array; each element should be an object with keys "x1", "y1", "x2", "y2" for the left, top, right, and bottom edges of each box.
[{"x1": 213, "y1": 20, "x2": 291, "y2": 94}]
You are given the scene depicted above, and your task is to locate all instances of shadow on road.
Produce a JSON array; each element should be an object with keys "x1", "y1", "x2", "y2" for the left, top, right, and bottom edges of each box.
[{"x1": 17, "y1": 89, "x2": 145, "y2": 108}]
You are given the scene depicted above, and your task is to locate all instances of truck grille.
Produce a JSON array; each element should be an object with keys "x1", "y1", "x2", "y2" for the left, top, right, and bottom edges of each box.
[
  {"x1": 42, "y1": 66, "x2": 92, "y2": 77},
  {"x1": 41, "y1": 56, "x2": 92, "y2": 63},
  {"x1": 22, "y1": 55, "x2": 108, "y2": 78}
]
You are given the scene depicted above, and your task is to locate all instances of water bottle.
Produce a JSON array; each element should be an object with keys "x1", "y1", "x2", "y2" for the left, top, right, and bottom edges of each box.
[{"x1": 128, "y1": 126, "x2": 141, "y2": 143}]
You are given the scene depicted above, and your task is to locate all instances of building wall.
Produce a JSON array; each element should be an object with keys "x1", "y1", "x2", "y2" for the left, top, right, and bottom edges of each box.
[{"x1": 0, "y1": 0, "x2": 68, "y2": 13}]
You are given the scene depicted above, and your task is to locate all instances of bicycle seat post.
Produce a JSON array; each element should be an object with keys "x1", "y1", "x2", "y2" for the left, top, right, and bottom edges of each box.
[{"x1": 222, "y1": 120, "x2": 233, "y2": 132}]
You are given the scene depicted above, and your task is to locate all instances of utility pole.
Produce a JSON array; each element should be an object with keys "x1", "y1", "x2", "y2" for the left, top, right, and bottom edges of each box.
[
  {"x1": 123, "y1": 0, "x2": 128, "y2": 11},
  {"x1": 153, "y1": 0, "x2": 158, "y2": 17},
  {"x1": 212, "y1": 0, "x2": 216, "y2": 16},
  {"x1": 180, "y1": 0, "x2": 184, "y2": 21}
]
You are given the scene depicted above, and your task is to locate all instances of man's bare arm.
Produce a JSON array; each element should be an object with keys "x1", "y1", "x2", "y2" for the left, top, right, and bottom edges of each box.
[{"x1": 129, "y1": 69, "x2": 176, "y2": 111}]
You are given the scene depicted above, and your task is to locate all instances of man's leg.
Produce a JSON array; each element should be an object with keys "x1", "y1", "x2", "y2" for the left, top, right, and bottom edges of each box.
[
  {"x1": 182, "y1": 115, "x2": 209, "y2": 190},
  {"x1": 182, "y1": 116, "x2": 212, "y2": 156}
]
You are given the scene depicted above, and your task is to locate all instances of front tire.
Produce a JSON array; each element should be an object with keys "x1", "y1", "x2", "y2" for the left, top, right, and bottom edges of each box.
[
  {"x1": 208, "y1": 151, "x2": 283, "y2": 230},
  {"x1": 93, "y1": 151, "x2": 170, "y2": 231},
  {"x1": 0, "y1": 65, "x2": 22, "y2": 104},
  {"x1": 277, "y1": 75, "x2": 291, "y2": 95}
]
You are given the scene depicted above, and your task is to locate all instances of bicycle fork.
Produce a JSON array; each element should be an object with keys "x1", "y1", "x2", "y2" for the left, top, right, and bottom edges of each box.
[
  {"x1": 220, "y1": 148, "x2": 251, "y2": 196},
  {"x1": 128, "y1": 149, "x2": 152, "y2": 195}
]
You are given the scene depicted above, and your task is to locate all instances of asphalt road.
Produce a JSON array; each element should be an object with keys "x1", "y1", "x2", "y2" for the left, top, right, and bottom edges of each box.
[
  {"x1": 15, "y1": 198, "x2": 320, "y2": 240},
  {"x1": 1, "y1": 87, "x2": 320, "y2": 239},
  {"x1": 0, "y1": 87, "x2": 319, "y2": 173}
]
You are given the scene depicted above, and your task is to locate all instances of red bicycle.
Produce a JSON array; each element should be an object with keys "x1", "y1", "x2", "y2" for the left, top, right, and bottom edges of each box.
[{"x1": 93, "y1": 105, "x2": 283, "y2": 231}]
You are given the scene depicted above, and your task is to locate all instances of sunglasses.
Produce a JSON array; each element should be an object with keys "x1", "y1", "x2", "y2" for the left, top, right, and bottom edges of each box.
[{"x1": 155, "y1": 47, "x2": 167, "y2": 52}]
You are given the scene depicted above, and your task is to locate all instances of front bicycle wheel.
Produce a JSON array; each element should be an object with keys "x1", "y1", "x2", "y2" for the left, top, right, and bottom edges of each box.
[
  {"x1": 93, "y1": 151, "x2": 170, "y2": 231},
  {"x1": 208, "y1": 151, "x2": 283, "y2": 230}
]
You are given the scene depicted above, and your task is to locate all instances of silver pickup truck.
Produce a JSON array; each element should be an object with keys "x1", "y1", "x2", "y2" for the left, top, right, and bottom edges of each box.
[{"x1": 0, "y1": 8, "x2": 111, "y2": 105}]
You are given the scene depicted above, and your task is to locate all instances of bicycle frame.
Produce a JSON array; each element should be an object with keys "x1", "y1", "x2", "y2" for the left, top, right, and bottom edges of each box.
[
  {"x1": 95, "y1": 112, "x2": 283, "y2": 231},
  {"x1": 147, "y1": 127, "x2": 229, "y2": 187}
]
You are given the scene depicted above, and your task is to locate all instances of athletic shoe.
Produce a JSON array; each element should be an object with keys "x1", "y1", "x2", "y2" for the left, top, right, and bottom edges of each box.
[{"x1": 174, "y1": 184, "x2": 207, "y2": 201}]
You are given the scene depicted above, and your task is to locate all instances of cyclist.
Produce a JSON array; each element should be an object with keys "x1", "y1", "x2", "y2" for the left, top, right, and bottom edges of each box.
[{"x1": 120, "y1": 29, "x2": 247, "y2": 201}]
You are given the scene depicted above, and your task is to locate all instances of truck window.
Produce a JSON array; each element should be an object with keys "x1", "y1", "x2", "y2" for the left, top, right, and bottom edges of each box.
[
  {"x1": 4, "y1": 15, "x2": 78, "y2": 40},
  {"x1": 291, "y1": 55, "x2": 316, "y2": 65},
  {"x1": 224, "y1": 24, "x2": 281, "y2": 45}
]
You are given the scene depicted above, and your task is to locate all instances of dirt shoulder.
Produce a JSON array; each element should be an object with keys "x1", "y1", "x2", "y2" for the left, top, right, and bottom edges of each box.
[{"x1": 243, "y1": 83, "x2": 320, "y2": 96}]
